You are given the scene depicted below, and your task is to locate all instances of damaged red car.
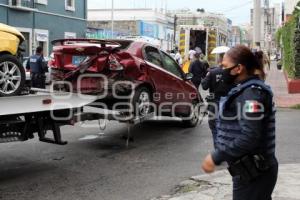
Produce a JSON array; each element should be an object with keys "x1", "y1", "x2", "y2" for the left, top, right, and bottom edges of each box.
[{"x1": 50, "y1": 39, "x2": 202, "y2": 127}]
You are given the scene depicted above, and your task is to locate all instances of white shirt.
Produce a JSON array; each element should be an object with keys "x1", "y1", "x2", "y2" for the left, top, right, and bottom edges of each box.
[
  {"x1": 189, "y1": 50, "x2": 196, "y2": 60},
  {"x1": 175, "y1": 52, "x2": 183, "y2": 65}
]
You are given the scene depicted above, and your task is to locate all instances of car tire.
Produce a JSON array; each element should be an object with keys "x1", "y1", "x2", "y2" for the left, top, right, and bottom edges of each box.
[
  {"x1": 181, "y1": 100, "x2": 200, "y2": 128},
  {"x1": 131, "y1": 86, "x2": 153, "y2": 118},
  {"x1": 0, "y1": 54, "x2": 25, "y2": 97}
]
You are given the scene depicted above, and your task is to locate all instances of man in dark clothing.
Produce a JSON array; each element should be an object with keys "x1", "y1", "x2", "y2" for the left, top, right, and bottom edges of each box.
[
  {"x1": 202, "y1": 67, "x2": 230, "y2": 99},
  {"x1": 201, "y1": 55, "x2": 233, "y2": 148},
  {"x1": 189, "y1": 53, "x2": 207, "y2": 89},
  {"x1": 26, "y1": 46, "x2": 48, "y2": 89},
  {"x1": 200, "y1": 53, "x2": 210, "y2": 72}
]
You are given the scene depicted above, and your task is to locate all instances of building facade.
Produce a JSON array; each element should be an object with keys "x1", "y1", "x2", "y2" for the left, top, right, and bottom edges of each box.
[
  {"x1": 240, "y1": 24, "x2": 253, "y2": 47},
  {"x1": 88, "y1": 8, "x2": 175, "y2": 51},
  {"x1": 0, "y1": 0, "x2": 87, "y2": 57},
  {"x1": 285, "y1": 0, "x2": 300, "y2": 16},
  {"x1": 231, "y1": 26, "x2": 242, "y2": 47},
  {"x1": 251, "y1": 6, "x2": 279, "y2": 50}
]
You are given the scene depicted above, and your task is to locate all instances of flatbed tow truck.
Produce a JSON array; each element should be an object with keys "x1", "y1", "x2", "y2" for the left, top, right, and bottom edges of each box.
[{"x1": 0, "y1": 89, "x2": 156, "y2": 146}]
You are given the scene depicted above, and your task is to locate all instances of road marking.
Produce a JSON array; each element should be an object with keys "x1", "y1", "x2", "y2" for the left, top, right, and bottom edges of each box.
[{"x1": 78, "y1": 135, "x2": 99, "y2": 141}]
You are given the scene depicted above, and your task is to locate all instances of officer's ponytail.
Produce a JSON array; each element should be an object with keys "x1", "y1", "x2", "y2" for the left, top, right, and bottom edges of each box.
[
  {"x1": 253, "y1": 50, "x2": 266, "y2": 80},
  {"x1": 225, "y1": 45, "x2": 266, "y2": 80}
]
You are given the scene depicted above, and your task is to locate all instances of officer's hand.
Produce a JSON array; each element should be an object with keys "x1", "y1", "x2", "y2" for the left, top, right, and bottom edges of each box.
[{"x1": 201, "y1": 154, "x2": 215, "y2": 173}]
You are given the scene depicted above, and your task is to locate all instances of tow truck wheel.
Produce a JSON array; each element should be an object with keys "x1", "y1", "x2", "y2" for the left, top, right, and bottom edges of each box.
[{"x1": 0, "y1": 54, "x2": 25, "y2": 97}]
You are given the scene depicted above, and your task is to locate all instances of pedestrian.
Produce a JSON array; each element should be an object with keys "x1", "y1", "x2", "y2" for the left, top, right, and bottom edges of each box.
[
  {"x1": 264, "y1": 51, "x2": 271, "y2": 71},
  {"x1": 201, "y1": 53, "x2": 232, "y2": 148},
  {"x1": 189, "y1": 48, "x2": 196, "y2": 61},
  {"x1": 200, "y1": 53, "x2": 209, "y2": 72},
  {"x1": 26, "y1": 46, "x2": 48, "y2": 89},
  {"x1": 174, "y1": 49, "x2": 183, "y2": 66},
  {"x1": 201, "y1": 45, "x2": 278, "y2": 200},
  {"x1": 189, "y1": 52, "x2": 207, "y2": 90}
]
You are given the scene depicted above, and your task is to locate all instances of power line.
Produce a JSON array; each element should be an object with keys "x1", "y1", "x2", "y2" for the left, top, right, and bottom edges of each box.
[{"x1": 219, "y1": 1, "x2": 252, "y2": 13}]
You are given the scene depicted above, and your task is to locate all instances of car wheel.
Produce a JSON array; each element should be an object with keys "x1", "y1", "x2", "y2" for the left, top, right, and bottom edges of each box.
[
  {"x1": 182, "y1": 100, "x2": 200, "y2": 128},
  {"x1": 131, "y1": 87, "x2": 153, "y2": 118},
  {"x1": 0, "y1": 55, "x2": 25, "y2": 97}
]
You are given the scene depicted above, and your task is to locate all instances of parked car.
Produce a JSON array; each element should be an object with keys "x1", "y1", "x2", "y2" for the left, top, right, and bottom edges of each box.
[
  {"x1": 50, "y1": 39, "x2": 202, "y2": 127},
  {"x1": 23, "y1": 56, "x2": 52, "y2": 85},
  {"x1": 0, "y1": 23, "x2": 26, "y2": 97}
]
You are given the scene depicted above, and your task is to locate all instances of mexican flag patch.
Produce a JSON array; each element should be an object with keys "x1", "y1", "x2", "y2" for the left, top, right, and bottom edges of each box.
[{"x1": 244, "y1": 100, "x2": 264, "y2": 113}]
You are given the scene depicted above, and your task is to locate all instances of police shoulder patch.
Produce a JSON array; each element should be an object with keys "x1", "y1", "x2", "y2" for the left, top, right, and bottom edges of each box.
[{"x1": 244, "y1": 100, "x2": 264, "y2": 113}]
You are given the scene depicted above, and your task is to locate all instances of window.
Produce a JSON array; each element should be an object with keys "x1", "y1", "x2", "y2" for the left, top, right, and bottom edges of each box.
[
  {"x1": 161, "y1": 52, "x2": 183, "y2": 78},
  {"x1": 10, "y1": 0, "x2": 32, "y2": 8},
  {"x1": 65, "y1": 0, "x2": 75, "y2": 11},
  {"x1": 34, "y1": 29, "x2": 49, "y2": 57},
  {"x1": 20, "y1": 32, "x2": 30, "y2": 57},
  {"x1": 35, "y1": 0, "x2": 47, "y2": 5},
  {"x1": 144, "y1": 46, "x2": 163, "y2": 67}
]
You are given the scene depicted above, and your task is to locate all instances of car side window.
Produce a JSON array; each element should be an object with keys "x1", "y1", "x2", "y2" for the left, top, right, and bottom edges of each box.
[
  {"x1": 161, "y1": 52, "x2": 183, "y2": 78},
  {"x1": 144, "y1": 46, "x2": 163, "y2": 67}
]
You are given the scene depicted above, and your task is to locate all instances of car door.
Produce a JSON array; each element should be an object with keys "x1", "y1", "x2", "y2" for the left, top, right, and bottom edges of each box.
[
  {"x1": 143, "y1": 46, "x2": 174, "y2": 112},
  {"x1": 160, "y1": 51, "x2": 194, "y2": 114}
]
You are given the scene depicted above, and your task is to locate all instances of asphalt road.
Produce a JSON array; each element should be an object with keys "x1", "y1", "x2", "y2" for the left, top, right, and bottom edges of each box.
[{"x1": 0, "y1": 109, "x2": 299, "y2": 200}]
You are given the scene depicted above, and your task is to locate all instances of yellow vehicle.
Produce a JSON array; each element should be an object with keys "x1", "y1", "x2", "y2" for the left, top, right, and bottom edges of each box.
[{"x1": 0, "y1": 23, "x2": 25, "y2": 96}]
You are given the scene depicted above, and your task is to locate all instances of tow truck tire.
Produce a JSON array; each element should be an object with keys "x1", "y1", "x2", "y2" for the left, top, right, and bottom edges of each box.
[{"x1": 0, "y1": 54, "x2": 25, "y2": 97}]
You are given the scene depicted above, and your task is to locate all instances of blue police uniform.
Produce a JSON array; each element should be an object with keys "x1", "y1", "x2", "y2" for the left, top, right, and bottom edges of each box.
[
  {"x1": 201, "y1": 66, "x2": 233, "y2": 148},
  {"x1": 26, "y1": 54, "x2": 47, "y2": 88},
  {"x1": 189, "y1": 59, "x2": 207, "y2": 89},
  {"x1": 211, "y1": 77, "x2": 278, "y2": 200}
]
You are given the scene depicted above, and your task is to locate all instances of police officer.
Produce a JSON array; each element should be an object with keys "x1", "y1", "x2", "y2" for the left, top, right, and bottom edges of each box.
[
  {"x1": 26, "y1": 46, "x2": 48, "y2": 89},
  {"x1": 189, "y1": 52, "x2": 207, "y2": 89},
  {"x1": 201, "y1": 45, "x2": 278, "y2": 200},
  {"x1": 201, "y1": 53, "x2": 232, "y2": 148}
]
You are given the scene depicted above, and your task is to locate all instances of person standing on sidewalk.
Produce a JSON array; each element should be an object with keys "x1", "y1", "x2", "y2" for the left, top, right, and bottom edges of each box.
[
  {"x1": 201, "y1": 45, "x2": 278, "y2": 200},
  {"x1": 26, "y1": 46, "x2": 48, "y2": 89}
]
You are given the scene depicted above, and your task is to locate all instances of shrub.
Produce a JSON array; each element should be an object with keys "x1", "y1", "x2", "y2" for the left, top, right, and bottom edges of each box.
[
  {"x1": 293, "y1": 3, "x2": 300, "y2": 77},
  {"x1": 281, "y1": 18, "x2": 296, "y2": 78},
  {"x1": 279, "y1": 1, "x2": 300, "y2": 78},
  {"x1": 275, "y1": 27, "x2": 282, "y2": 48}
]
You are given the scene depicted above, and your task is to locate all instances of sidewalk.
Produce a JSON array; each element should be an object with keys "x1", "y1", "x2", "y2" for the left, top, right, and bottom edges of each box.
[
  {"x1": 151, "y1": 164, "x2": 300, "y2": 200},
  {"x1": 266, "y1": 62, "x2": 300, "y2": 108}
]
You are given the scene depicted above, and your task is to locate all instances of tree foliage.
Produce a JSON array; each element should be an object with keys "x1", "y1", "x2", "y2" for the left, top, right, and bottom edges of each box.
[{"x1": 280, "y1": 2, "x2": 300, "y2": 78}]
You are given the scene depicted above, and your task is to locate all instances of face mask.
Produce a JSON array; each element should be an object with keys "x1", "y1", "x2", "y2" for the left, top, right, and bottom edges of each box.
[{"x1": 221, "y1": 65, "x2": 239, "y2": 84}]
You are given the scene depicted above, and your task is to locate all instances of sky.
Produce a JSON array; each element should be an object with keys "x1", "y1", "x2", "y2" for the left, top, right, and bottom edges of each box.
[{"x1": 88, "y1": 0, "x2": 283, "y2": 25}]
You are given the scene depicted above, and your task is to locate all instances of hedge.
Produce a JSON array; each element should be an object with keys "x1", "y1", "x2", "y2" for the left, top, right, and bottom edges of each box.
[
  {"x1": 277, "y1": 2, "x2": 300, "y2": 78},
  {"x1": 293, "y1": 4, "x2": 300, "y2": 77}
]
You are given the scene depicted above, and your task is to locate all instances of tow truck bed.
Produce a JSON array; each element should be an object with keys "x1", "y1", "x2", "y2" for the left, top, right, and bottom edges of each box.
[
  {"x1": 0, "y1": 92, "x2": 98, "y2": 116},
  {"x1": 0, "y1": 90, "x2": 155, "y2": 145}
]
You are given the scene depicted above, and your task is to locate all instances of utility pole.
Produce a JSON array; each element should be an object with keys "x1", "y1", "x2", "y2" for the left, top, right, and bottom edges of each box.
[
  {"x1": 173, "y1": 14, "x2": 178, "y2": 49},
  {"x1": 264, "y1": 0, "x2": 271, "y2": 54},
  {"x1": 111, "y1": 0, "x2": 114, "y2": 39},
  {"x1": 253, "y1": 0, "x2": 261, "y2": 49}
]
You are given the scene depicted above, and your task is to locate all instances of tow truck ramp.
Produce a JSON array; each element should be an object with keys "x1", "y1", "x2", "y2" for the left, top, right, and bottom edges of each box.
[{"x1": 0, "y1": 90, "x2": 155, "y2": 145}]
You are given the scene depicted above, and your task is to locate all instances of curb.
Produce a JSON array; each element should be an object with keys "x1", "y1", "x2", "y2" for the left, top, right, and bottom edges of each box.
[{"x1": 151, "y1": 164, "x2": 300, "y2": 200}]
